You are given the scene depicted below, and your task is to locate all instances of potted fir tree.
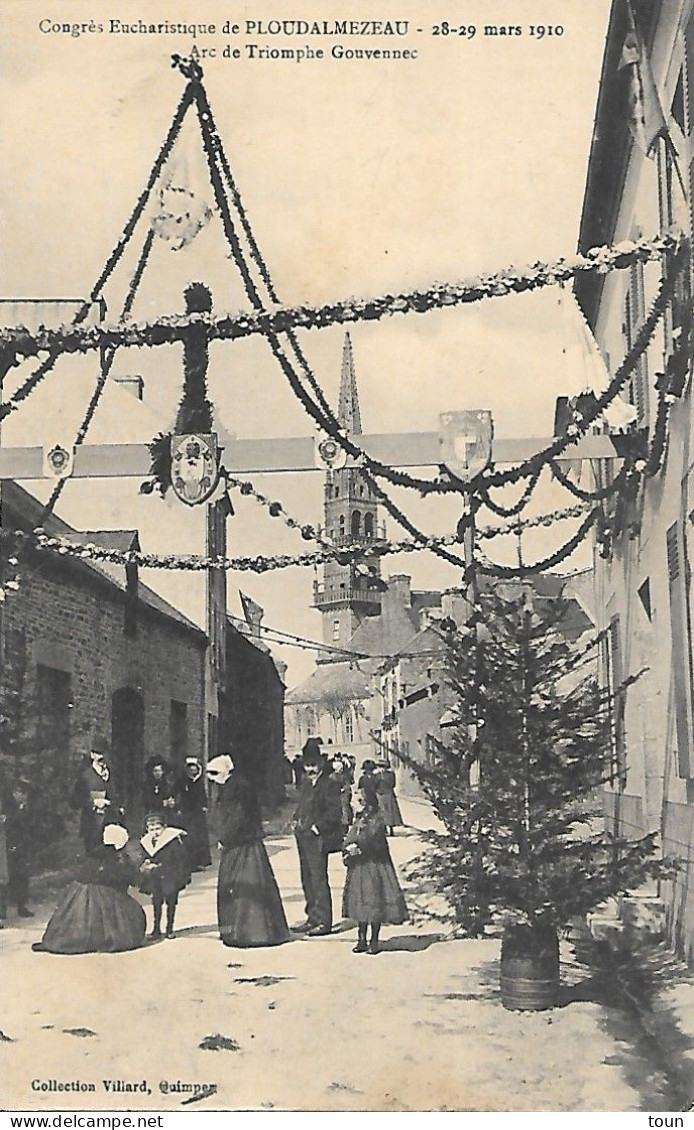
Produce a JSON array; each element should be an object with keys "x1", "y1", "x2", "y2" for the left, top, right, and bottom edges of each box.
[{"x1": 406, "y1": 585, "x2": 675, "y2": 1011}]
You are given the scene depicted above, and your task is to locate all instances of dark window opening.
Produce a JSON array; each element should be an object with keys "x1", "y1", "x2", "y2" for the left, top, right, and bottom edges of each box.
[
  {"x1": 112, "y1": 687, "x2": 144, "y2": 814},
  {"x1": 637, "y1": 578, "x2": 652, "y2": 621},
  {"x1": 170, "y1": 700, "x2": 188, "y2": 767},
  {"x1": 37, "y1": 665, "x2": 72, "y2": 758},
  {"x1": 673, "y1": 70, "x2": 686, "y2": 134}
]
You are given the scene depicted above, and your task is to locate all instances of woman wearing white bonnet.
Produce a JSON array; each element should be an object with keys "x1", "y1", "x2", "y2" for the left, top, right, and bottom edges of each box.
[
  {"x1": 102, "y1": 824, "x2": 129, "y2": 850},
  {"x1": 207, "y1": 754, "x2": 289, "y2": 948},
  {"x1": 176, "y1": 756, "x2": 212, "y2": 870},
  {"x1": 33, "y1": 822, "x2": 145, "y2": 954}
]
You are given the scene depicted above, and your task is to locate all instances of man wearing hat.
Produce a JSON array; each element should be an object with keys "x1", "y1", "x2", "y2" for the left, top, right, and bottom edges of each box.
[{"x1": 291, "y1": 739, "x2": 343, "y2": 936}]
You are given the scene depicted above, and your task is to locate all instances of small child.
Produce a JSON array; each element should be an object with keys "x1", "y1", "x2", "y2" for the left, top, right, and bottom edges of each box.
[
  {"x1": 138, "y1": 812, "x2": 191, "y2": 939},
  {"x1": 342, "y1": 782, "x2": 408, "y2": 954}
]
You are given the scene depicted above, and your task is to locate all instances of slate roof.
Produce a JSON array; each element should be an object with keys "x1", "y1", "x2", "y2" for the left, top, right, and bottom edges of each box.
[
  {"x1": 3, "y1": 481, "x2": 205, "y2": 640},
  {"x1": 285, "y1": 660, "x2": 372, "y2": 706}
]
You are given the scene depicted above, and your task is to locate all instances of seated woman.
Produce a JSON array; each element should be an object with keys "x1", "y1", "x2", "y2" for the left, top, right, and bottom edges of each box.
[{"x1": 33, "y1": 825, "x2": 146, "y2": 954}]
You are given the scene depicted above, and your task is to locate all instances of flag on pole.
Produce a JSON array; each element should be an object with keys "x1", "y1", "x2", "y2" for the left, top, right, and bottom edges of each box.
[
  {"x1": 559, "y1": 287, "x2": 638, "y2": 432},
  {"x1": 618, "y1": 0, "x2": 668, "y2": 158},
  {"x1": 557, "y1": 287, "x2": 638, "y2": 482},
  {"x1": 239, "y1": 591, "x2": 264, "y2": 631}
]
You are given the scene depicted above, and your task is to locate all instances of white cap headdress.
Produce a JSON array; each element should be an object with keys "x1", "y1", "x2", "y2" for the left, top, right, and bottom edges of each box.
[
  {"x1": 206, "y1": 754, "x2": 234, "y2": 785},
  {"x1": 102, "y1": 824, "x2": 129, "y2": 851}
]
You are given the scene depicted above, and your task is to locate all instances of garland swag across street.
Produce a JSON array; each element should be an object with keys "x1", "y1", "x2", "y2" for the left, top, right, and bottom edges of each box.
[{"x1": 0, "y1": 56, "x2": 691, "y2": 601}]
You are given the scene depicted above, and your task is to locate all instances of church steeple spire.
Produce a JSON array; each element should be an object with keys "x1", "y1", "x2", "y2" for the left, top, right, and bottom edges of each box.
[
  {"x1": 314, "y1": 334, "x2": 383, "y2": 655},
  {"x1": 337, "y1": 332, "x2": 362, "y2": 435}
]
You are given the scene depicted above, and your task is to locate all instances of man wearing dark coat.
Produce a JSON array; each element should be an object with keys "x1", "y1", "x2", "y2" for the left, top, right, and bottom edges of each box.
[
  {"x1": 5, "y1": 780, "x2": 34, "y2": 917},
  {"x1": 291, "y1": 739, "x2": 343, "y2": 936}
]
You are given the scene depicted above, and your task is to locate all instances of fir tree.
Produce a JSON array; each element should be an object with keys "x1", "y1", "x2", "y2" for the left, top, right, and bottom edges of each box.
[{"x1": 406, "y1": 585, "x2": 675, "y2": 942}]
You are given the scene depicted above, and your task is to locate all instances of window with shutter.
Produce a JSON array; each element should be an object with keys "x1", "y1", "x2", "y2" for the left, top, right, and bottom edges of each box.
[
  {"x1": 606, "y1": 617, "x2": 626, "y2": 784},
  {"x1": 666, "y1": 522, "x2": 694, "y2": 777},
  {"x1": 623, "y1": 260, "x2": 649, "y2": 426}
]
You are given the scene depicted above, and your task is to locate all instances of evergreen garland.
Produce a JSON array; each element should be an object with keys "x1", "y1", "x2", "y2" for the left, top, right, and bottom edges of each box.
[{"x1": 143, "y1": 282, "x2": 217, "y2": 497}]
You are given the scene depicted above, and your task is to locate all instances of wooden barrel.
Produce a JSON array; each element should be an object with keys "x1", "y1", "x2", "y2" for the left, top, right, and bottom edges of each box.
[{"x1": 500, "y1": 925, "x2": 560, "y2": 1011}]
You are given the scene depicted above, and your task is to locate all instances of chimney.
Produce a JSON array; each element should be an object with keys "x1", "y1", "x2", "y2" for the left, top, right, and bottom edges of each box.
[
  {"x1": 441, "y1": 592, "x2": 468, "y2": 628},
  {"x1": 387, "y1": 575, "x2": 411, "y2": 610}
]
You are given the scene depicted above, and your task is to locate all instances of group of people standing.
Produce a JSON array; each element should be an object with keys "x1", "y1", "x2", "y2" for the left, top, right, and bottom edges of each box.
[
  {"x1": 291, "y1": 740, "x2": 407, "y2": 952},
  {"x1": 30, "y1": 737, "x2": 408, "y2": 958},
  {"x1": 32, "y1": 744, "x2": 214, "y2": 953}
]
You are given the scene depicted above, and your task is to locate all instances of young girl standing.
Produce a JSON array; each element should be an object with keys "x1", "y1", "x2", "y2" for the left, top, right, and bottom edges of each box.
[{"x1": 342, "y1": 782, "x2": 408, "y2": 954}]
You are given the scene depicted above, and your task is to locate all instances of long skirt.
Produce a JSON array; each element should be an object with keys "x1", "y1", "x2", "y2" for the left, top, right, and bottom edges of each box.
[
  {"x1": 217, "y1": 840, "x2": 290, "y2": 948},
  {"x1": 377, "y1": 789, "x2": 403, "y2": 828},
  {"x1": 40, "y1": 882, "x2": 146, "y2": 954},
  {"x1": 184, "y1": 808, "x2": 212, "y2": 868},
  {"x1": 342, "y1": 858, "x2": 408, "y2": 924}
]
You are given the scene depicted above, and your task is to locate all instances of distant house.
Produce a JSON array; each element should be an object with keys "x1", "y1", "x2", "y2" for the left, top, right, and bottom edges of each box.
[
  {"x1": 285, "y1": 572, "x2": 445, "y2": 769},
  {"x1": 285, "y1": 657, "x2": 373, "y2": 761},
  {"x1": 377, "y1": 577, "x2": 594, "y2": 797},
  {"x1": 377, "y1": 615, "x2": 455, "y2": 798}
]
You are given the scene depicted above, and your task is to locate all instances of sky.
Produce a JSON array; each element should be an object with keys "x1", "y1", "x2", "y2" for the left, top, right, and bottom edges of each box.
[{"x1": 0, "y1": 0, "x2": 613, "y2": 685}]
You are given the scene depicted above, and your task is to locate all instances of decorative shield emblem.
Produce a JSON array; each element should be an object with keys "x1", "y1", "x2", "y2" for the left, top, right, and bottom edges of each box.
[
  {"x1": 314, "y1": 435, "x2": 347, "y2": 471},
  {"x1": 170, "y1": 433, "x2": 221, "y2": 506},
  {"x1": 43, "y1": 443, "x2": 74, "y2": 480},
  {"x1": 439, "y1": 410, "x2": 494, "y2": 482}
]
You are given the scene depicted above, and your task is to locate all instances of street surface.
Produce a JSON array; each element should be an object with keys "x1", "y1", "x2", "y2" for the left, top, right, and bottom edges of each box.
[{"x1": 1, "y1": 797, "x2": 674, "y2": 1112}]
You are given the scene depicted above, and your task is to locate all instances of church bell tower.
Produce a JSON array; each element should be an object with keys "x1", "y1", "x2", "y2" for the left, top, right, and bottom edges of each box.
[{"x1": 313, "y1": 334, "x2": 384, "y2": 654}]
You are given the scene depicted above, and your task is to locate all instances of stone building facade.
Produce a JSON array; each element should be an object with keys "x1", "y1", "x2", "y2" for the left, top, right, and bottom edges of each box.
[
  {"x1": 576, "y1": 0, "x2": 694, "y2": 959},
  {"x1": 1, "y1": 482, "x2": 207, "y2": 831}
]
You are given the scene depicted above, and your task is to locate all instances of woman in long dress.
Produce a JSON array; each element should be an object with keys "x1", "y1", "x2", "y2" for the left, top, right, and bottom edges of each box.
[
  {"x1": 375, "y1": 759, "x2": 404, "y2": 835},
  {"x1": 70, "y1": 745, "x2": 124, "y2": 856},
  {"x1": 207, "y1": 755, "x2": 290, "y2": 948},
  {"x1": 177, "y1": 757, "x2": 212, "y2": 869},
  {"x1": 34, "y1": 825, "x2": 145, "y2": 954}
]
